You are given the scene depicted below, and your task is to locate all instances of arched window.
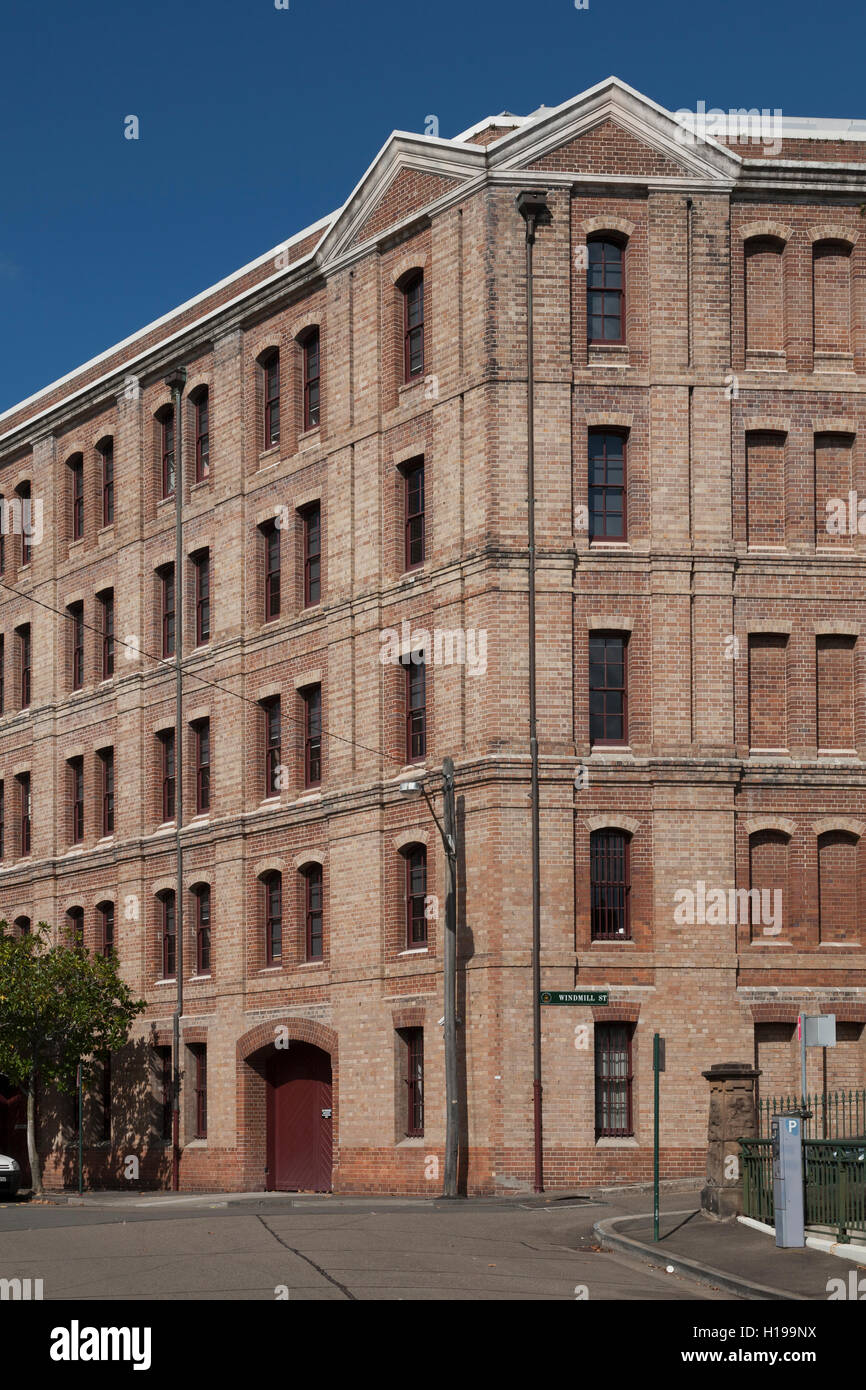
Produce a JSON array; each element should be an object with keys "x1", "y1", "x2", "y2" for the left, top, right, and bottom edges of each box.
[
  {"x1": 301, "y1": 328, "x2": 320, "y2": 431},
  {"x1": 67, "y1": 453, "x2": 84, "y2": 542},
  {"x1": 262, "y1": 872, "x2": 282, "y2": 965},
  {"x1": 97, "y1": 436, "x2": 114, "y2": 527},
  {"x1": 744, "y1": 237, "x2": 784, "y2": 353},
  {"x1": 191, "y1": 387, "x2": 210, "y2": 482},
  {"x1": 401, "y1": 272, "x2": 424, "y2": 381},
  {"x1": 403, "y1": 845, "x2": 427, "y2": 947},
  {"x1": 813, "y1": 240, "x2": 852, "y2": 355},
  {"x1": 590, "y1": 829, "x2": 631, "y2": 940},
  {"x1": 155, "y1": 406, "x2": 175, "y2": 499},
  {"x1": 64, "y1": 907, "x2": 83, "y2": 949},
  {"x1": 261, "y1": 350, "x2": 280, "y2": 448},
  {"x1": 587, "y1": 238, "x2": 625, "y2": 344},
  {"x1": 97, "y1": 901, "x2": 115, "y2": 959},
  {"x1": 301, "y1": 864, "x2": 323, "y2": 960},
  {"x1": 193, "y1": 883, "x2": 211, "y2": 974},
  {"x1": 158, "y1": 890, "x2": 176, "y2": 978}
]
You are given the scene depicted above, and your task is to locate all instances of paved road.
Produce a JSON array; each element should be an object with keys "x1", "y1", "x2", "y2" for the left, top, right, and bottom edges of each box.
[{"x1": 0, "y1": 1187, "x2": 737, "y2": 1301}]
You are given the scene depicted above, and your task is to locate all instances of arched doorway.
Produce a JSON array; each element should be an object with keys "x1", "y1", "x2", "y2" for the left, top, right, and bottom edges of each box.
[{"x1": 266, "y1": 1044, "x2": 332, "y2": 1192}]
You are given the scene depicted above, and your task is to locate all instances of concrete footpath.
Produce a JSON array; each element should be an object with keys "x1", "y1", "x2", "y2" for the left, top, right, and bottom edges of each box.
[{"x1": 595, "y1": 1203, "x2": 865, "y2": 1300}]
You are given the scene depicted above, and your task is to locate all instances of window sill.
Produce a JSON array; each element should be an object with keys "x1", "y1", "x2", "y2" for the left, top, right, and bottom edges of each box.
[
  {"x1": 65, "y1": 845, "x2": 85, "y2": 856},
  {"x1": 258, "y1": 446, "x2": 281, "y2": 467},
  {"x1": 295, "y1": 790, "x2": 322, "y2": 804},
  {"x1": 299, "y1": 959, "x2": 326, "y2": 969},
  {"x1": 190, "y1": 479, "x2": 210, "y2": 494},
  {"x1": 156, "y1": 495, "x2": 176, "y2": 509},
  {"x1": 399, "y1": 947, "x2": 429, "y2": 956},
  {"x1": 259, "y1": 796, "x2": 281, "y2": 809},
  {"x1": 398, "y1": 377, "x2": 426, "y2": 398},
  {"x1": 590, "y1": 937, "x2": 635, "y2": 945},
  {"x1": 154, "y1": 977, "x2": 177, "y2": 986},
  {"x1": 595, "y1": 1137, "x2": 638, "y2": 1148},
  {"x1": 185, "y1": 1139, "x2": 208, "y2": 1149},
  {"x1": 396, "y1": 1136, "x2": 426, "y2": 1148},
  {"x1": 97, "y1": 524, "x2": 115, "y2": 538},
  {"x1": 258, "y1": 966, "x2": 283, "y2": 974},
  {"x1": 190, "y1": 974, "x2": 212, "y2": 982},
  {"x1": 155, "y1": 821, "x2": 177, "y2": 833},
  {"x1": 298, "y1": 426, "x2": 321, "y2": 447}
]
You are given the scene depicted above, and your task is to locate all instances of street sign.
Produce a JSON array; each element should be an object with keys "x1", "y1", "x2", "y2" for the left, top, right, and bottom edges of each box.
[
  {"x1": 539, "y1": 990, "x2": 608, "y2": 1006},
  {"x1": 804, "y1": 1014, "x2": 836, "y2": 1048}
]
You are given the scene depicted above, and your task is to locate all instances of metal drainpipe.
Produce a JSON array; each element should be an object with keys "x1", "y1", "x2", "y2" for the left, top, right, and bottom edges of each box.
[
  {"x1": 166, "y1": 366, "x2": 187, "y2": 1191},
  {"x1": 517, "y1": 189, "x2": 549, "y2": 1194}
]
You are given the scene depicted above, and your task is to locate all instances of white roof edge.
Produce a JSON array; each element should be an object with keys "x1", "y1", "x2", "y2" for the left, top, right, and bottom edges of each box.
[
  {"x1": 673, "y1": 111, "x2": 866, "y2": 141},
  {"x1": 454, "y1": 113, "x2": 530, "y2": 142},
  {"x1": 0, "y1": 210, "x2": 336, "y2": 432}
]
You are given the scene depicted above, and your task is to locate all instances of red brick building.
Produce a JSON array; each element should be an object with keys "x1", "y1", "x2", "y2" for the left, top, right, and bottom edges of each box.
[{"x1": 1, "y1": 77, "x2": 865, "y2": 1194}]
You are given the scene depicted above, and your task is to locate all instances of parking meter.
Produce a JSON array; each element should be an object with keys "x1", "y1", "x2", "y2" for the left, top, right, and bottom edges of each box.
[{"x1": 771, "y1": 1114, "x2": 805, "y2": 1247}]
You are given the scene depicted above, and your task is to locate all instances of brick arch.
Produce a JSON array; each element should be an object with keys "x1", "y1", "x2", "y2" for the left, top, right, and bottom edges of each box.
[
  {"x1": 236, "y1": 1018, "x2": 339, "y2": 1192},
  {"x1": 391, "y1": 251, "x2": 428, "y2": 285},
  {"x1": 237, "y1": 1016, "x2": 338, "y2": 1065},
  {"x1": 290, "y1": 314, "x2": 321, "y2": 344},
  {"x1": 813, "y1": 816, "x2": 865, "y2": 839},
  {"x1": 584, "y1": 814, "x2": 640, "y2": 836},
  {"x1": 742, "y1": 816, "x2": 796, "y2": 838},
  {"x1": 809, "y1": 224, "x2": 859, "y2": 247},
  {"x1": 739, "y1": 220, "x2": 792, "y2": 244},
  {"x1": 581, "y1": 215, "x2": 635, "y2": 239}
]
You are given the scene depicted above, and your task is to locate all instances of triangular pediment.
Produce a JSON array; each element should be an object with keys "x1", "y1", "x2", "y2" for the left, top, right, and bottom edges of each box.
[
  {"x1": 319, "y1": 134, "x2": 484, "y2": 264},
  {"x1": 490, "y1": 77, "x2": 741, "y2": 184}
]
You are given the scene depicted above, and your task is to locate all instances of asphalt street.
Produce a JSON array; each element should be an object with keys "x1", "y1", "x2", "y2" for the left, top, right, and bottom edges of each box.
[{"x1": 0, "y1": 1186, "x2": 737, "y2": 1301}]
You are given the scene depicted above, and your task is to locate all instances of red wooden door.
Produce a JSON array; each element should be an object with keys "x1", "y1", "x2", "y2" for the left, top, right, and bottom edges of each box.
[
  {"x1": 0, "y1": 1076, "x2": 30, "y2": 1185},
  {"x1": 267, "y1": 1045, "x2": 332, "y2": 1192}
]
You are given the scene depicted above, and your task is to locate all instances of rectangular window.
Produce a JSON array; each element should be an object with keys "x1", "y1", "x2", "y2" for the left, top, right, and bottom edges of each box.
[
  {"x1": 587, "y1": 239, "x2": 624, "y2": 344},
  {"x1": 70, "y1": 458, "x2": 84, "y2": 541},
  {"x1": 404, "y1": 275, "x2": 424, "y2": 381},
  {"x1": 161, "y1": 411, "x2": 176, "y2": 498},
  {"x1": 192, "y1": 1046, "x2": 207, "y2": 1140},
  {"x1": 195, "y1": 392, "x2": 210, "y2": 482},
  {"x1": 404, "y1": 1028, "x2": 424, "y2": 1137},
  {"x1": 265, "y1": 874, "x2": 282, "y2": 965},
  {"x1": 595, "y1": 1024, "x2": 634, "y2": 1138},
  {"x1": 100, "y1": 748, "x2": 115, "y2": 837},
  {"x1": 264, "y1": 698, "x2": 281, "y2": 798},
  {"x1": 196, "y1": 886, "x2": 211, "y2": 975},
  {"x1": 160, "y1": 566, "x2": 175, "y2": 658},
  {"x1": 101, "y1": 441, "x2": 114, "y2": 527},
  {"x1": 194, "y1": 551, "x2": 211, "y2": 645},
  {"x1": 0, "y1": 499, "x2": 5, "y2": 574},
  {"x1": 590, "y1": 830, "x2": 631, "y2": 941},
  {"x1": 70, "y1": 603, "x2": 84, "y2": 690},
  {"x1": 160, "y1": 731, "x2": 176, "y2": 822},
  {"x1": 588, "y1": 432, "x2": 626, "y2": 541},
  {"x1": 303, "y1": 503, "x2": 321, "y2": 607},
  {"x1": 264, "y1": 524, "x2": 280, "y2": 621},
  {"x1": 195, "y1": 719, "x2": 211, "y2": 814},
  {"x1": 589, "y1": 633, "x2": 627, "y2": 745},
  {"x1": 18, "y1": 773, "x2": 30, "y2": 856},
  {"x1": 303, "y1": 331, "x2": 320, "y2": 431},
  {"x1": 18, "y1": 624, "x2": 31, "y2": 708},
  {"x1": 99, "y1": 589, "x2": 115, "y2": 679},
  {"x1": 264, "y1": 354, "x2": 280, "y2": 448},
  {"x1": 404, "y1": 461, "x2": 425, "y2": 569},
  {"x1": 161, "y1": 893, "x2": 176, "y2": 978},
  {"x1": 304, "y1": 685, "x2": 322, "y2": 788},
  {"x1": 406, "y1": 846, "x2": 427, "y2": 947},
  {"x1": 405, "y1": 656, "x2": 426, "y2": 762},
  {"x1": 99, "y1": 903, "x2": 115, "y2": 959},
  {"x1": 305, "y1": 866, "x2": 323, "y2": 961},
  {"x1": 70, "y1": 757, "x2": 84, "y2": 844}
]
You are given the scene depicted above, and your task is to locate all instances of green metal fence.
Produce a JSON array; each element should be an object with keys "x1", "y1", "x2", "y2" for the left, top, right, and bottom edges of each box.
[
  {"x1": 757, "y1": 1090, "x2": 866, "y2": 1139},
  {"x1": 740, "y1": 1135, "x2": 866, "y2": 1241}
]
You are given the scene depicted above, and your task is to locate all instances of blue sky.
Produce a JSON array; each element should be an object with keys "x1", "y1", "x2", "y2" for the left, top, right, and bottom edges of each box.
[{"x1": 2, "y1": 0, "x2": 864, "y2": 413}]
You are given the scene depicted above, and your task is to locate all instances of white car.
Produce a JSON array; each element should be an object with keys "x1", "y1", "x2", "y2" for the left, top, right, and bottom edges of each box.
[{"x1": 0, "y1": 1154, "x2": 22, "y2": 1195}]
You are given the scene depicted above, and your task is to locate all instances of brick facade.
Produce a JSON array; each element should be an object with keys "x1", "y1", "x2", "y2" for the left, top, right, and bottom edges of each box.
[{"x1": 1, "y1": 77, "x2": 865, "y2": 1195}]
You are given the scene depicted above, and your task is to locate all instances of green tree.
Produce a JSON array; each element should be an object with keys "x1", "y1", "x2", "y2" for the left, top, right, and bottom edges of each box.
[{"x1": 0, "y1": 922, "x2": 146, "y2": 1194}]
